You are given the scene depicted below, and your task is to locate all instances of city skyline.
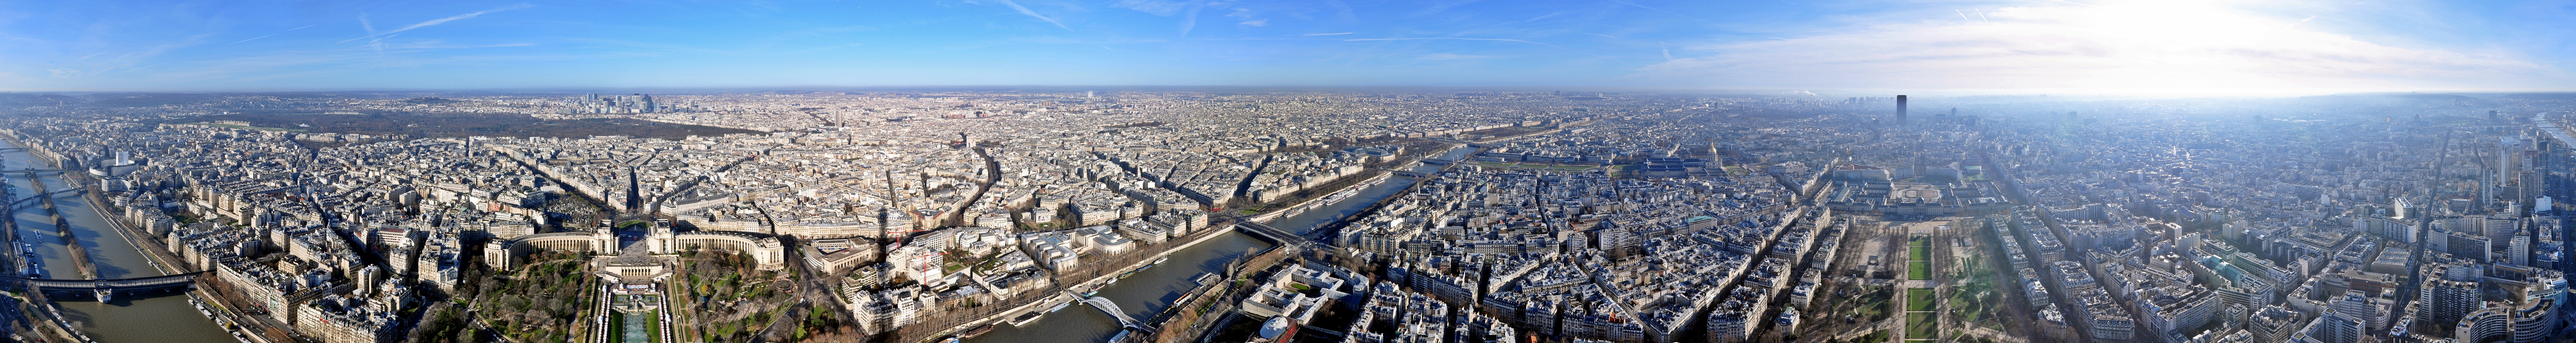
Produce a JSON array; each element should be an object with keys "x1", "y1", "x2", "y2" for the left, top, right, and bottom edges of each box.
[{"x1": 3, "y1": 0, "x2": 2572, "y2": 95}]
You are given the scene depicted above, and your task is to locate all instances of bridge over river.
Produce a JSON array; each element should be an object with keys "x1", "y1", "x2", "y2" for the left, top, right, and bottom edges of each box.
[
  {"x1": 1067, "y1": 291, "x2": 1157, "y2": 334},
  {"x1": 0, "y1": 272, "x2": 201, "y2": 292}
]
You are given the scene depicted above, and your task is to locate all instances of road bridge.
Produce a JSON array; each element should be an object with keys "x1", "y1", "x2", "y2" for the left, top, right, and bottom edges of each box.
[
  {"x1": 1224, "y1": 218, "x2": 1314, "y2": 249},
  {"x1": 1360, "y1": 167, "x2": 1428, "y2": 177},
  {"x1": 0, "y1": 169, "x2": 66, "y2": 174}
]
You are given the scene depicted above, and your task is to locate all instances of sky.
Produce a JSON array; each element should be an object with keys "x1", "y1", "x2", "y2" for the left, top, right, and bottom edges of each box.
[{"x1": 2, "y1": 0, "x2": 2572, "y2": 95}]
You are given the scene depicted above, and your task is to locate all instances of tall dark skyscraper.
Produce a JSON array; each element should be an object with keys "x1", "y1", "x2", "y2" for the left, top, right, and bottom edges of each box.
[{"x1": 1896, "y1": 95, "x2": 1908, "y2": 125}]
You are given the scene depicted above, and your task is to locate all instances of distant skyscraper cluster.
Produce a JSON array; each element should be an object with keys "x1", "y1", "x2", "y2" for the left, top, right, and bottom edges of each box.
[{"x1": 560, "y1": 93, "x2": 661, "y2": 114}]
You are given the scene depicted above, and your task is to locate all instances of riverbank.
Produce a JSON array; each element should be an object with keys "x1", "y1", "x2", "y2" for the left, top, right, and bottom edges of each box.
[
  {"x1": 0, "y1": 135, "x2": 244, "y2": 343},
  {"x1": 958, "y1": 144, "x2": 1476, "y2": 343},
  {"x1": 1261, "y1": 145, "x2": 1473, "y2": 238},
  {"x1": 1247, "y1": 171, "x2": 1391, "y2": 224},
  {"x1": 960, "y1": 231, "x2": 1273, "y2": 343},
  {"x1": 24, "y1": 173, "x2": 95, "y2": 280},
  {"x1": 924, "y1": 221, "x2": 1250, "y2": 342},
  {"x1": 78, "y1": 174, "x2": 285, "y2": 343}
]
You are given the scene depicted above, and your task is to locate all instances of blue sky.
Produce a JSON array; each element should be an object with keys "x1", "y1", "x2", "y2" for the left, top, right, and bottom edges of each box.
[{"x1": 3, "y1": 0, "x2": 2571, "y2": 95}]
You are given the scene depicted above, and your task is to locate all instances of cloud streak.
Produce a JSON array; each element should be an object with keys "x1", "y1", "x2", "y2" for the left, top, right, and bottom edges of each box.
[
  {"x1": 340, "y1": 4, "x2": 532, "y2": 43},
  {"x1": 992, "y1": 0, "x2": 1073, "y2": 32},
  {"x1": 228, "y1": 25, "x2": 315, "y2": 45},
  {"x1": 1345, "y1": 37, "x2": 1559, "y2": 48}
]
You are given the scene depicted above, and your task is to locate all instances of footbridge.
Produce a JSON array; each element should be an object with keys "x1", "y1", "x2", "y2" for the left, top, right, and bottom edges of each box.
[{"x1": 1067, "y1": 291, "x2": 1157, "y2": 333}]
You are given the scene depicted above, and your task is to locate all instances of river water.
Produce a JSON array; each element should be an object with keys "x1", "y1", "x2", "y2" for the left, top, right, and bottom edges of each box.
[
  {"x1": 966, "y1": 146, "x2": 1471, "y2": 343},
  {"x1": 962, "y1": 232, "x2": 1272, "y2": 343},
  {"x1": 1266, "y1": 147, "x2": 1475, "y2": 235},
  {"x1": 2, "y1": 141, "x2": 235, "y2": 343}
]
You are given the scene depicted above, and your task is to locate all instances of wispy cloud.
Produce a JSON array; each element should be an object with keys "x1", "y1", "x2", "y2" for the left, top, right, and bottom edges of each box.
[
  {"x1": 1418, "y1": 53, "x2": 1499, "y2": 60},
  {"x1": 153, "y1": 41, "x2": 567, "y2": 82},
  {"x1": 1177, "y1": 1, "x2": 1201, "y2": 37},
  {"x1": 1602, "y1": 0, "x2": 1715, "y2": 24},
  {"x1": 1345, "y1": 37, "x2": 1559, "y2": 48},
  {"x1": 228, "y1": 25, "x2": 316, "y2": 45},
  {"x1": 991, "y1": 0, "x2": 1073, "y2": 32},
  {"x1": 230, "y1": 33, "x2": 283, "y2": 45},
  {"x1": 339, "y1": 4, "x2": 532, "y2": 43},
  {"x1": 1303, "y1": 32, "x2": 1354, "y2": 36},
  {"x1": 1113, "y1": 0, "x2": 1188, "y2": 16},
  {"x1": 1642, "y1": 0, "x2": 2555, "y2": 94},
  {"x1": 103, "y1": 61, "x2": 170, "y2": 76}
]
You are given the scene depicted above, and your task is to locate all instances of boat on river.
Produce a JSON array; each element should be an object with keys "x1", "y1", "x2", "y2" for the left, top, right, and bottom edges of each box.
[{"x1": 1008, "y1": 311, "x2": 1046, "y2": 327}]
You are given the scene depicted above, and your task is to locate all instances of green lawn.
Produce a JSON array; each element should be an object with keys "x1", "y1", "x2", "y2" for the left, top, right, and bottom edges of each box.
[
  {"x1": 1854, "y1": 330, "x2": 1892, "y2": 343},
  {"x1": 1909, "y1": 246, "x2": 1931, "y2": 261},
  {"x1": 1907, "y1": 312, "x2": 1939, "y2": 339},
  {"x1": 1906, "y1": 288, "x2": 1936, "y2": 311},
  {"x1": 644, "y1": 311, "x2": 660, "y2": 343},
  {"x1": 1844, "y1": 286, "x2": 1891, "y2": 320},
  {"x1": 1949, "y1": 257, "x2": 2000, "y2": 324},
  {"x1": 1908, "y1": 261, "x2": 1931, "y2": 280},
  {"x1": 609, "y1": 312, "x2": 626, "y2": 343},
  {"x1": 1851, "y1": 301, "x2": 1887, "y2": 319}
]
